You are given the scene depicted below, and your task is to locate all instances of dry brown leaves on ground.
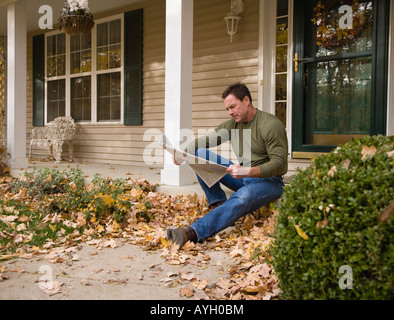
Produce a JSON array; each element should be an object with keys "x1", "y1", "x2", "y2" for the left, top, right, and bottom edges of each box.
[{"x1": 0, "y1": 177, "x2": 281, "y2": 300}]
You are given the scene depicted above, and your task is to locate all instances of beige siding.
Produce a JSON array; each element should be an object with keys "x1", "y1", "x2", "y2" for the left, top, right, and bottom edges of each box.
[
  {"x1": 26, "y1": 0, "x2": 260, "y2": 167},
  {"x1": 193, "y1": 0, "x2": 259, "y2": 133}
]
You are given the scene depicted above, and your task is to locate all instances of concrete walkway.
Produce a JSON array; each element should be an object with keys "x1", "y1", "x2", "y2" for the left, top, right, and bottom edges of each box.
[{"x1": 0, "y1": 239, "x2": 234, "y2": 300}]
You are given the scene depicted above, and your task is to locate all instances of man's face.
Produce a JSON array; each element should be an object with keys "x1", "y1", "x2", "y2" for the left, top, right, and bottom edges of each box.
[{"x1": 224, "y1": 94, "x2": 251, "y2": 123}]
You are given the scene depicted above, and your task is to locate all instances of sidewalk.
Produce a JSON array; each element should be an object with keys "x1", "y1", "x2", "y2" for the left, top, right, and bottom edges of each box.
[{"x1": 0, "y1": 238, "x2": 234, "y2": 300}]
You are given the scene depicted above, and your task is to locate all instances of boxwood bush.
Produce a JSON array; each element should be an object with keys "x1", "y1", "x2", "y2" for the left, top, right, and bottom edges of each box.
[{"x1": 272, "y1": 135, "x2": 393, "y2": 300}]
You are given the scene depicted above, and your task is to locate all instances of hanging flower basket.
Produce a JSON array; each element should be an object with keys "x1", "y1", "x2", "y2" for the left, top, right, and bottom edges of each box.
[
  {"x1": 59, "y1": 13, "x2": 94, "y2": 35},
  {"x1": 59, "y1": 1, "x2": 94, "y2": 35}
]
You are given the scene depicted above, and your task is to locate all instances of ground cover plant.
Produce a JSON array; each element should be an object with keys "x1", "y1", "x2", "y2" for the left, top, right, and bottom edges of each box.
[{"x1": 272, "y1": 135, "x2": 394, "y2": 300}]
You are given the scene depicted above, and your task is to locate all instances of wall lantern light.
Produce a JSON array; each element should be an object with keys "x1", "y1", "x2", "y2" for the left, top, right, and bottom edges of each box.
[{"x1": 224, "y1": 0, "x2": 245, "y2": 43}]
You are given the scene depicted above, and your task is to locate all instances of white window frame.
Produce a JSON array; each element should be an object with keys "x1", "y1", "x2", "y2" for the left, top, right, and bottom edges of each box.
[
  {"x1": 44, "y1": 13, "x2": 124, "y2": 125},
  {"x1": 258, "y1": 0, "x2": 294, "y2": 156}
]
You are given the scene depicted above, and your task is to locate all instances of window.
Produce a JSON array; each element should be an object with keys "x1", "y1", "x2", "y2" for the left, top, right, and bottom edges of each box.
[
  {"x1": 71, "y1": 76, "x2": 91, "y2": 122},
  {"x1": 275, "y1": 0, "x2": 289, "y2": 128},
  {"x1": 34, "y1": 9, "x2": 143, "y2": 127},
  {"x1": 96, "y1": 19, "x2": 122, "y2": 122},
  {"x1": 45, "y1": 15, "x2": 123, "y2": 124},
  {"x1": 46, "y1": 33, "x2": 66, "y2": 121},
  {"x1": 47, "y1": 33, "x2": 66, "y2": 78},
  {"x1": 47, "y1": 80, "x2": 65, "y2": 121},
  {"x1": 97, "y1": 72, "x2": 121, "y2": 122},
  {"x1": 97, "y1": 19, "x2": 121, "y2": 70},
  {"x1": 70, "y1": 33, "x2": 92, "y2": 74}
]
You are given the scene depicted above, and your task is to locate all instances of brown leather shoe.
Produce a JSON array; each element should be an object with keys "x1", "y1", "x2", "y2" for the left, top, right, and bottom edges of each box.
[{"x1": 167, "y1": 227, "x2": 197, "y2": 247}]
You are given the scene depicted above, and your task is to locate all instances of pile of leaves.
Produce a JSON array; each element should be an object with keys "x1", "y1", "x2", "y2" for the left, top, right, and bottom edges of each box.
[
  {"x1": 272, "y1": 135, "x2": 394, "y2": 300},
  {"x1": 0, "y1": 167, "x2": 280, "y2": 300}
]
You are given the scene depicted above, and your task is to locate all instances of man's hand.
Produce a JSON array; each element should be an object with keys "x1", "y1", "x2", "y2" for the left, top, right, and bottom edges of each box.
[{"x1": 226, "y1": 165, "x2": 262, "y2": 179}]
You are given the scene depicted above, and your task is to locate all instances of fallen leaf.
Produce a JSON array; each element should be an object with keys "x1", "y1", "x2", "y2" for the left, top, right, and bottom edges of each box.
[
  {"x1": 181, "y1": 241, "x2": 196, "y2": 252},
  {"x1": 294, "y1": 224, "x2": 309, "y2": 240},
  {"x1": 361, "y1": 145, "x2": 377, "y2": 161},
  {"x1": 327, "y1": 165, "x2": 337, "y2": 177},
  {"x1": 379, "y1": 201, "x2": 394, "y2": 222},
  {"x1": 316, "y1": 218, "x2": 329, "y2": 229},
  {"x1": 77, "y1": 212, "x2": 86, "y2": 227},
  {"x1": 242, "y1": 283, "x2": 268, "y2": 293},
  {"x1": 103, "y1": 239, "x2": 118, "y2": 248},
  {"x1": 193, "y1": 279, "x2": 209, "y2": 290},
  {"x1": 72, "y1": 254, "x2": 80, "y2": 261},
  {"x1": 160, "y1": 277, "x2": 174, "y2": 284},
  {"x1": 181, "y1": 272, "x2": 195, "y2": 281},
  {"x1": 166, "y1": 272, "x2": 178, "y2": 278},
  {"x1": 0, "y1": 254, "x2": 19, "y2": 261},
  {"x1": 180, "y1": 287, "x2": 194, "y2": 298},
  {"x1": 0, "y1": 215, "x2": 18, "y2": 224},
  {"x1": 16, "y1": 223, "x2": 27, "y2": 232},
  {"x1": 0, "y1": 274, "x2": 9, "y2": 282},
  {"x1": 230, "y1": 247, "x2": 243, "y2": 258},
  {"x1": 342, "y1": 158, "x2": 351, "y2": 170},
  {"x1": 173, "y1": 203, "x2": 186, "y2": 211},
  {"x1": 250, "y1": 263, "x2": 271, "y2": 278},
  {"x1": 42, "y1": 281, "x2": 64, "y2": 296}
]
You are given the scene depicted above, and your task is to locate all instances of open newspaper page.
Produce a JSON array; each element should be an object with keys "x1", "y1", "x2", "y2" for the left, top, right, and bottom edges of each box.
[{"x1": 159, "y1": 134, "x2": 228, "y2": 188}]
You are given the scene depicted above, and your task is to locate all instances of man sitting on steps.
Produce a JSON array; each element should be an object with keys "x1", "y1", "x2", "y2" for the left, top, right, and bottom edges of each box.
[{"x1": 167, "y1": 82, "x2": 288, "y2": 247}]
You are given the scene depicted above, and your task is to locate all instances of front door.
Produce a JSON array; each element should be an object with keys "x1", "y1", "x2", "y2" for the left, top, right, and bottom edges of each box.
[{"x1": 292, "y1": 0, "x2": 390, "y2": 157}]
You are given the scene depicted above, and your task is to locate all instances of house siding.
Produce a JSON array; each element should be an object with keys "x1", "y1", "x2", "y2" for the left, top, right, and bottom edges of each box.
[{"x1": 26, "y1": 0, "x2": 260, "y2": 167}]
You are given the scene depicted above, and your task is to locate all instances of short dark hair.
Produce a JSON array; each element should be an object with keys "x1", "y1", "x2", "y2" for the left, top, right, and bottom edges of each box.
[{"x1": 222, "y1": 82, "x2": 253, "y2": 103}]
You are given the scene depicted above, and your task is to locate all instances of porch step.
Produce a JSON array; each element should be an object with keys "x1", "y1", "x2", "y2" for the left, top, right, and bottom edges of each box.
[{"x1": 284, "y1": 159, "x2": 312, "y2": 183}]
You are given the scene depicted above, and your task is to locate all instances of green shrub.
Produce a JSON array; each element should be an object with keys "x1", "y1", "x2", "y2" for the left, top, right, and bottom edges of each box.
[
  {"x1": 9, "y1": 168, "x2": 156, "y2": 224},
  {"x1": 272, "y1": 135, "x2": 394, "y2": 300},
  {"x1": 10, "y1": 167, "x2": 85, "y2": 200}
]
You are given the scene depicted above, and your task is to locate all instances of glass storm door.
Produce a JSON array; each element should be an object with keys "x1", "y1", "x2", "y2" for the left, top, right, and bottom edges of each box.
[{"x1": 292, "y1": 0, "x2": 390, "y2": 156}]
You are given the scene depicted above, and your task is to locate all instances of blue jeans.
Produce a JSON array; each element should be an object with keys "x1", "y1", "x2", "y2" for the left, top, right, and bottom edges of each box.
[{"x1": 191, "y1": 148, "x2": 284, "y2": 241}]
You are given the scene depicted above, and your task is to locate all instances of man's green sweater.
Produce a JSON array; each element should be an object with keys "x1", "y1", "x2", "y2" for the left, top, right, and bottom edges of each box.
[{"x1": 186, "y1": 110, "x2": 288, "y2": 179}]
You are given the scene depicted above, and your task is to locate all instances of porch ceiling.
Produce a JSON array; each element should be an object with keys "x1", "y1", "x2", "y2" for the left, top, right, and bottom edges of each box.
[{"x1": 0, "y1": 0, "x2": 142, "y2": 36}]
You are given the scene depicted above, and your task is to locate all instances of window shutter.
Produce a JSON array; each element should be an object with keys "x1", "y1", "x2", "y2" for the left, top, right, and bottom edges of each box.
[
  {"x1": 124, "y1": 9, "x2": 143, "y2": 126},
  {"x1": 32, "y1": 34, "x2": 45, "y2": 127}
]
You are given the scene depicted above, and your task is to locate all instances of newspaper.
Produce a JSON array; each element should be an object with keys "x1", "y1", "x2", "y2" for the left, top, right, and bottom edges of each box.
[{"x1": 159, "y1": 134, "x2": 228, "y2": 188}]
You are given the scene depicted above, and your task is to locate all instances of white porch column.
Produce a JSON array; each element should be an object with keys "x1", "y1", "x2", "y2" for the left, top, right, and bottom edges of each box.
[
  {"x1": 7, "y1": 0, "x2": 28, "y2": 169},
  {"x1": 161, "y1": 0, "x2": 195, "y2": 186}
]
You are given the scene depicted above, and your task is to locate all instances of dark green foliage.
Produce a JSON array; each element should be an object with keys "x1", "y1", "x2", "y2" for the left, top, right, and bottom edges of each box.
[{"x1": 272, "y1": 135, "x2": 394, "y2": 300}]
